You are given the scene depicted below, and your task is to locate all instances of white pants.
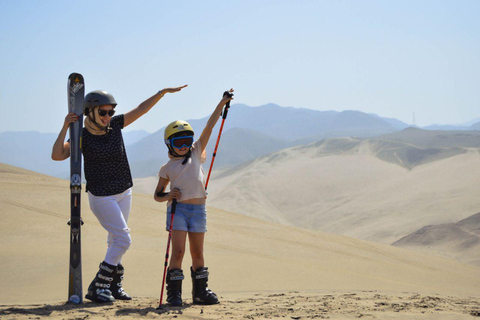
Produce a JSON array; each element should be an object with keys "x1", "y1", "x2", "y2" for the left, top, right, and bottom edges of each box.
[{"x1": 88, "y1": 188, "x2": 132, "y2": 266}]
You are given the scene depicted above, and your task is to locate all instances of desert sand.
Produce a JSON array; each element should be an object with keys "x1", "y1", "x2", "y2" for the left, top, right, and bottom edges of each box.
[{"x1": 1, "y1": 163, "x2": 480, "y2": 319}]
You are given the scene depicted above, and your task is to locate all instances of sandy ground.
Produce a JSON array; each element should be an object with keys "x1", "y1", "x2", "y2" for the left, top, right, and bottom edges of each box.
[
  {"x1": 2, "y1": 291, "x2": 480, "y2": 319},
  {"x1": 1, "y1": 163, "x2": 480, "y2": 319}
]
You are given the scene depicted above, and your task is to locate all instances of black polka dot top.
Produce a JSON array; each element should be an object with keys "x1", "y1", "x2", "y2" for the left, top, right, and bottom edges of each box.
[{"x1": 82, "y1": 115, "x2": 133, "y2": 196}]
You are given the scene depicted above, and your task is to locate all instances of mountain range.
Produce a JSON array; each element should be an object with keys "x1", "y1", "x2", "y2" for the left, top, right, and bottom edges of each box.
[{"x1": 3, "y1": 103, "x2": 478, "y2": 179}]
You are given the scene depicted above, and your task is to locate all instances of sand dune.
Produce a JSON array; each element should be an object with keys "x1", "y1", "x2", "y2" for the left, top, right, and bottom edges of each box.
[
  {"x1": 207, "y1": 140, "x2": 480, "y2": 241},
  {"x1": 394, "y1": 212, "x2": 480, "y2": 266},
  {"x1": 1, "y1": 163, "x2": 480, "y2": 319}
]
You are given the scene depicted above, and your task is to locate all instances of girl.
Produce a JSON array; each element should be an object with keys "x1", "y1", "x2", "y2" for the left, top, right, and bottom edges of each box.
[
  {"x1": 154, "y1": 89, "x2": 234, "y2": 306},
  {"x1": 52, "y1": 85, "x2": 187, "y2": 303}
]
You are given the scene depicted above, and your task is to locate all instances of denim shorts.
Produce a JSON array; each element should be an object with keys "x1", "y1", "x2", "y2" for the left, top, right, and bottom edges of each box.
[{"x1": 166, "y1": 203, "x2": 207, "y2": 233}]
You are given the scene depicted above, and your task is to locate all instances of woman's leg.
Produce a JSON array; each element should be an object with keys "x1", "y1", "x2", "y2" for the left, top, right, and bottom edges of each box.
[
  {"x1": 86, "y1": 191, "x2": 132, "y2": 302},
  {"x1": 114, "y1": 189, "x2": 132, "y2": 264},
  {"x1": 88, "y1": 192, "x2": 131, "y2": 266}
]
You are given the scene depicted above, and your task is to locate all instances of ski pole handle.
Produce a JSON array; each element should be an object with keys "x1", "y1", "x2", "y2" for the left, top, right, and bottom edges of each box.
[{"x1": 222, "y1": 91, "x2": 233, "y2": 119}]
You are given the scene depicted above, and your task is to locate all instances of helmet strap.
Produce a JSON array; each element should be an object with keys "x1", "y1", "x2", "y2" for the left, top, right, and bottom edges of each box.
[
  {"x1": 181, "y1": 150, "x2": 191, "y2": 165},
  {"x1": 167, "y1": 145, "x2": 191, "y2": 165}
]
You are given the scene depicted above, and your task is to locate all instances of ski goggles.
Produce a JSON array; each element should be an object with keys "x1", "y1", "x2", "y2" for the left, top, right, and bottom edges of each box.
[
  {"x1": 170, "y1": 136, "x2": 194, "y2": 149},
  {"x1": 98, "y1": 109, "x2": 116, "y2": 117}
]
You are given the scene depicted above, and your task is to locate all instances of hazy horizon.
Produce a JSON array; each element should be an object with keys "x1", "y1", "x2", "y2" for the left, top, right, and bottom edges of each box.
[{"x1": 1, "y1": 101, "x2": 480, "y2": 134}]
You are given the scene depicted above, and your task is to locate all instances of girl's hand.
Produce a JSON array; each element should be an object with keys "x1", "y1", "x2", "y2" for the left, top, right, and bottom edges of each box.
[
  {"x1": 160, "y1": 85, "x2": 188, "y2": 95},
  {"x1": 64, "y1": 113, "x2": 79, "y2": 126},
  {"x1": 221, "y1": 88, "x2": 234, "y2": 104},
  {"x1": 170, "y1": 188, "x2": 181, "y2": 201}
]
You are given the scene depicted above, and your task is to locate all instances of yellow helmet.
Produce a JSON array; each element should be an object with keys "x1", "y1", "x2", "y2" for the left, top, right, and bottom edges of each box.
[{"x1": 164, "y1": 120, "x2": 194, "y2": 141}]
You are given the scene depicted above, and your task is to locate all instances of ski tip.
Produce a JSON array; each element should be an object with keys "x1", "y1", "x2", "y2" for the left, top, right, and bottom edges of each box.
[{"x1": 68, "y1": 73, "x2": 84, "y2": 82}]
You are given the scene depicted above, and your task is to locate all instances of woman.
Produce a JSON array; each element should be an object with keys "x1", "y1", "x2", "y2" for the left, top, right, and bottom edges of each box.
[{"x1": 52, "y1": 85, "x2": 187, "y2": 303}]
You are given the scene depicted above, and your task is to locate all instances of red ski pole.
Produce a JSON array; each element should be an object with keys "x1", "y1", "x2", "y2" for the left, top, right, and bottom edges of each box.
[
  {"x1": 205, "y1": 91, "x2": 233, "y2": 190},
  {"x1": 157, "y1": 199, "x2": 177, "y2": 309}
]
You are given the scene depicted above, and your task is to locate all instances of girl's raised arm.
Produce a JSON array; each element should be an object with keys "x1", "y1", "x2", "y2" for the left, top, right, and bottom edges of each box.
[{"x1": 198, "y1": 89, "x2": 234, "y2": 152}]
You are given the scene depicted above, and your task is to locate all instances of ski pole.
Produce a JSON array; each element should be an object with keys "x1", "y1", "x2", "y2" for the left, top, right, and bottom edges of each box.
[
  {"x1": 157, "y1": 198, "x2": 177, "y2": 309},
  {"x1": 205, "y1": 90, "x2": 234, "y2": 190}
]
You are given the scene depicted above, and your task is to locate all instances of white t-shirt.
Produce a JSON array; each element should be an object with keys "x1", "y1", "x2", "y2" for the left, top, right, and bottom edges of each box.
[{"x1": 158, "y1": 140, "x2": 207, "y2": 204}]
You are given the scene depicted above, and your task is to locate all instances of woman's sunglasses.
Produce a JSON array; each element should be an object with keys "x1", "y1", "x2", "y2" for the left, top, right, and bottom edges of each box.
[
  {"x1": 170, "y1": 136, "x2": 194, "y2": 149},
  {"x1": 98, "y1": 109, "x2": 116, "y2": 117}
]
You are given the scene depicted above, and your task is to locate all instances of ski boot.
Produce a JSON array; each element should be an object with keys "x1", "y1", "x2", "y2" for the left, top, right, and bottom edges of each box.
[
  {"x1": 111, "y1": 263, "x2": 132, "y2": 300},
  {"x1": 191, "y1": 267, "x2": 219, "y2": 305},
  {"x1": 166, "y1": 269, "x2": 184, "y2": 307},
  {"x1": 85, "y1": 261, "x2": 117, "y2": 303}
]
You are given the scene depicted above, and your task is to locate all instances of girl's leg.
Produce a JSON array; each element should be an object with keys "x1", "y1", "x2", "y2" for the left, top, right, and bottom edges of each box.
[
  {"x1": 188, "y1": 232, "x2": 205, "y2": 271},
  {"x1": 169, "y1": 230, "x2": 188, "y2": 270},
  {"x1": 166, "y1": 230, "x2": 187, "y2": 306},
  {"x1": 189, "y1": 232, "x2": 218, "y2": 305}
]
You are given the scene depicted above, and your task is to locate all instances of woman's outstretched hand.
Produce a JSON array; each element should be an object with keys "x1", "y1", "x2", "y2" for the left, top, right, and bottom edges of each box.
[{"x1": 160, "y1": 85, "x2": 188, "y2": 95}]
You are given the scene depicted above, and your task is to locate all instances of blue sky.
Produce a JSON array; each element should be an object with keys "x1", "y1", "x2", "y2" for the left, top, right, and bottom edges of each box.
[{"x1": 1, "y1": 0, "x2": 479, "y2": 133}]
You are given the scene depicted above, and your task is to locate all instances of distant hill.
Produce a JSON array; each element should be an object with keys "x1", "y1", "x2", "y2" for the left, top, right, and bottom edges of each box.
[
  {"x1": 217, "y1": 104, "x2": 401, "y2": 141},
  {"x1": 470, "y1": 122, "x2": 480, "y2": 130},
  {"x1": 423, "y1": 118, "x2": 480, "y2": 130},
  {"x1": 393, "y1": 212, "x2": 480, "y2": 266},
  {"x1": 379, "y1": 127, "x2": 480, "y2": 148},
  {"x1": 369, "y1": 114, "x2": 410, "y2": 130}
]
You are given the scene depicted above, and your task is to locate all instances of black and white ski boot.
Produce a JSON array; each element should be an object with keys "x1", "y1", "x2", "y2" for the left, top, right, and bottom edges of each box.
[
  {"x1": 166, "y1": 268, "x2": 184, "y2": 307},
  {"x1": 191, "y1": 267, "x2": 219, "y2": 305},
  {"x1": 85, "y1": 261, "x2": 117, "y2": 303},
  {"x1": 111, "y1": 263, "x2": 132, "y2": 300}
]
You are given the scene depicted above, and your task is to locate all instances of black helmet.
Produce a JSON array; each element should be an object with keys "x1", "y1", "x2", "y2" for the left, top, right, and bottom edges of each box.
[{"x1": 84, "y1": 90, "x2": 117, "y2": 115}]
